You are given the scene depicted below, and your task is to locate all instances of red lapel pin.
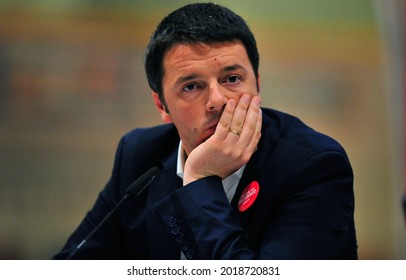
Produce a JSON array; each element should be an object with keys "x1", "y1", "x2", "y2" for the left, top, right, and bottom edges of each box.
[{"x1": 238, "y1": 181, "x2": 260, "y2": 212}]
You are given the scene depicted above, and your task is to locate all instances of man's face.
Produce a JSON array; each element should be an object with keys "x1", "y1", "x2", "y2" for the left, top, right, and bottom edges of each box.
[{"x1": 153, "y1": 41, "x2": 260, "y2": 156}]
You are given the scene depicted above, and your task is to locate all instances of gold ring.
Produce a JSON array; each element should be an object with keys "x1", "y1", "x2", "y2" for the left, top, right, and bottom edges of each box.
[{"x1": 229, "y1": 128, "x2": 241, "y2": 136}]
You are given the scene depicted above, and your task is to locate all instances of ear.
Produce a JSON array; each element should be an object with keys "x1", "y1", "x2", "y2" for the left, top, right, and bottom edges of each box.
[{"x1": 152, "y1": 91, "x2": 172, "y2": 123}]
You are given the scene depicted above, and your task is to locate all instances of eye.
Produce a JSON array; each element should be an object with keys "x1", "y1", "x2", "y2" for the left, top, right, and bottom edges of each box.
[
  {"x1": 182, "y1": 83, "x2": 198, "y2": 92},
  {"x1": 224, "y1": 75, "x2": 241, "y2": 84}
]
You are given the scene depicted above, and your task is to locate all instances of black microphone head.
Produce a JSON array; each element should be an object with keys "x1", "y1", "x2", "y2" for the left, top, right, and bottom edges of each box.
[{"x1": 125, "y1": 167, "x2": 159, "y2": 196}]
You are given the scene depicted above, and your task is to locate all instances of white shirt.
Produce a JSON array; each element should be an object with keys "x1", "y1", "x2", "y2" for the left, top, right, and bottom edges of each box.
[{"x1": 176, "y1": 141, "x2": 245, "y2": 202}]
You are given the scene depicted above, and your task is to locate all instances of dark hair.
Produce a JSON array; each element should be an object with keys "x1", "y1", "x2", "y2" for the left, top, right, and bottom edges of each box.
[{"x1": 144, "y1": 2, "x2": 260, "y2": 101}]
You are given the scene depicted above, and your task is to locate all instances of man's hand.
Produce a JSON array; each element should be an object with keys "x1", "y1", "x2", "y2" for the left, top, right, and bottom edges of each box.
[{"x1": 183, "y1": 94, "x2": 262, "y2": 185}]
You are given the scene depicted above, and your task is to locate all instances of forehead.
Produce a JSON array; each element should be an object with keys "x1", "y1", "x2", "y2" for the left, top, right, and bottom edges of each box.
[{"x1": 162, "y1": 41, "x2": 250, "y2": 70}]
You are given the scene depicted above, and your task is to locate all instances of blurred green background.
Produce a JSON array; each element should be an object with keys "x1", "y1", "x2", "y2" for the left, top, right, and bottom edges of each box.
[{"x1": 0, "y1": 0, "x2": 404, "y2": 259}]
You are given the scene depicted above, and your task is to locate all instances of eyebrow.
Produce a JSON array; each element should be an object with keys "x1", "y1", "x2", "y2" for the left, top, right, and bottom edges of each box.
[
  {"x1": 222, "y1": 64, "x2": 246, "y2": 73},
  {"x1": 176, "y1": 74, "x2": 199, "y2": 85},
  {"x1": 174, "y1": 64, "x2": 247, "y2": 86}
]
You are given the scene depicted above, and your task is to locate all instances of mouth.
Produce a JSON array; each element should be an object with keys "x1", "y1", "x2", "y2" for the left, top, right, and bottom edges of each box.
[
  {"x1": 206, "y1": 119, "x2": 220, "y2": 134},
  {"x1": 198, "y1": 122, "x2": 218, "y2": 144},
  {"x1": 207, "y1": 123, "x2": 217, "y2": 133}
]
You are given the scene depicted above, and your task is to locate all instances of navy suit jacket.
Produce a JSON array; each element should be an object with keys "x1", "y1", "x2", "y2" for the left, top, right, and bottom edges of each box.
[{"x1": 54, "y1": 108, "x2": 357, "y2": 259}]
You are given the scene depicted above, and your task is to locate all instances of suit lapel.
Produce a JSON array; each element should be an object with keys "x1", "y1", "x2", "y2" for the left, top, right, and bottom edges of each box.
[{"x1": 231, "y1": 112, "x2": 277, "y2": 238}]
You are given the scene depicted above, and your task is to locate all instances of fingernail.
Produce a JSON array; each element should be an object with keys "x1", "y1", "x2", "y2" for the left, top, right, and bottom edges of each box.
[
  {"x1": 242, "y1": 94, "x2": 250, "y2": 104},
  {"x1": 228, "y1": 99, "x2": 236, "y2": 109}
]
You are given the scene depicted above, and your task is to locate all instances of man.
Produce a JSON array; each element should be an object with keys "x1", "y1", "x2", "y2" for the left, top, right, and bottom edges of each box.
[{"x1": 54, "y1": 3, "x2": 357, "y2": 259}]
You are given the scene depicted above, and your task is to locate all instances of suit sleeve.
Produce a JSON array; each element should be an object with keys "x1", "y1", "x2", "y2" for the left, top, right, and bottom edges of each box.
[
  {"x1": 155, "y1": 175, "x2": 254, "y2": 259},
  {"x1": 155, "y1": 150, "x2": 356, "y2": 259},
  {"x1": 259, "y1": 151, "x2": 356, "y2": 259}
]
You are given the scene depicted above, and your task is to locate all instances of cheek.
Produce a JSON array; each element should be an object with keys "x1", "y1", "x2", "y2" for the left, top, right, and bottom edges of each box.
[
  {"x1": 172, "y1": 102, "x2": 199, "y2": 121},
  {"x1": 224, "y1": 92, "x2": 244, "y2": 103},
  {"x1": 172, "y1": 113, "x2": 201, "y2": 142}
]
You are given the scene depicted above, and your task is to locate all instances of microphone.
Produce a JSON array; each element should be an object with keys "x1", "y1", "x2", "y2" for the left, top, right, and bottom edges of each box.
[{"x1": 66, "y1": 166, "x2": 160, "y2": 259}]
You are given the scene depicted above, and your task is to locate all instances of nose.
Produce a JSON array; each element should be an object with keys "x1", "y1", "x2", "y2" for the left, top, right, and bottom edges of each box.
[{"x1": 206, "y1": 83, "x2": 228, "y2": 112}]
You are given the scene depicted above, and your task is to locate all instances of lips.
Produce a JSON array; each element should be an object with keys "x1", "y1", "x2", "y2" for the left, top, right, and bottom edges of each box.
[
  {"x1": 207, "y1": 123, "x2": 217, "y2": 133},
  {"x1": 198, "y1": 122, "x2": 218, "y2": 144},
  {"x1": 207, "y1": 120, "x2": 219, "y2": 134}
]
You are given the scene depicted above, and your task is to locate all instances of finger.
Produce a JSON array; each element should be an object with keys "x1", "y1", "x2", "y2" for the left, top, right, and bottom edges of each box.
[
  {"x1": 245, "y1": 107, "x2": 262, "y2": 152},
  {"x1": 237, "y1": 95, "x2": 261, "y2": 142},
  {"x1": 227, "y1": 94, "x2": 251, "y2": 138},
  {"x1": 213, "y1": 98, "x2": 235, "y2": 140}
]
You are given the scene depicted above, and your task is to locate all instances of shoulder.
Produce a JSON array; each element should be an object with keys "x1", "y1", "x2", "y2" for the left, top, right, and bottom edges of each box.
[
  {"x1": 256, "y1": 108, "x2": 352, "y2": 184},
  {"x1": 261, "y1": 108, "x2": 348, "y2": 158},
  {"x1": 255, "y1": 108, "x2": 353, "y2": 201},
  {"x1": 115, "y1": 123, "x2": 179, "y2": 168},
  {"x1": 121, "y1": 123, "x2": 179, "y2": 148}
]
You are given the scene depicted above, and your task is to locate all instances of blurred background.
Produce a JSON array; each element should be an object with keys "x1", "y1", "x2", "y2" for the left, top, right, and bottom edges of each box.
[{"x1": 0, "y1": 0, "x2": 404, "y2": 259}]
